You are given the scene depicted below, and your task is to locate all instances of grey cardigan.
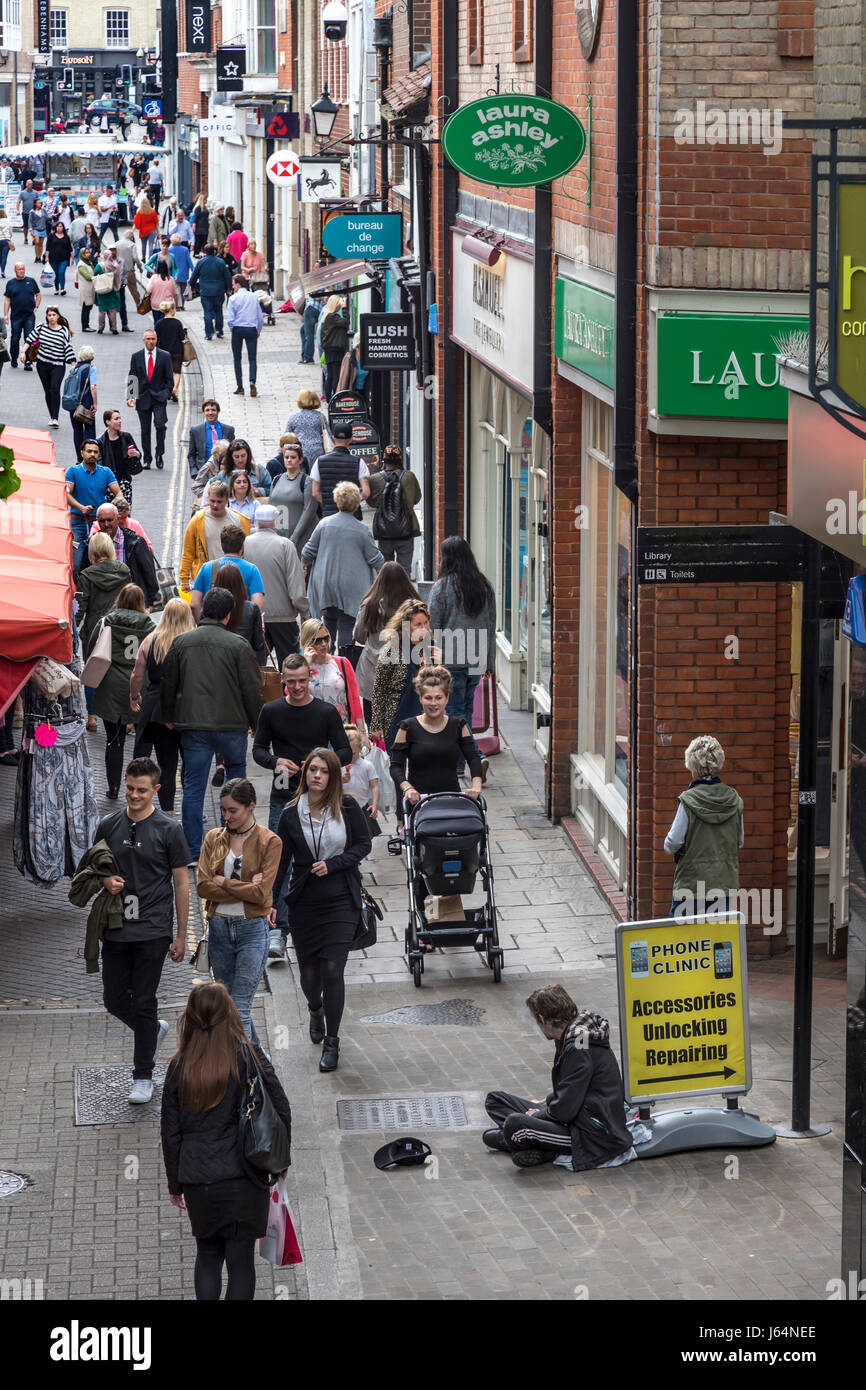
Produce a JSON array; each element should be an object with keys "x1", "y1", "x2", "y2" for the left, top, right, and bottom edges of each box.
[
  {"x1": 428, "y1": 576, "x2": 497, "y2": 675},
  {"x1": 302, "y1": 511, "x2": 383, "y2": 617}
]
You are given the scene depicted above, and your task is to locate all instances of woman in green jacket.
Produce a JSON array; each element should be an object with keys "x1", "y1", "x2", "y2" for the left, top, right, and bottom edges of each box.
[
  {"x1": 77, "y1": 531, "x2": 131, "y2": 731},
  {"x1": 93, "y1": 251, "x2": 122, "y2": 335},
  {"x1": 91, "y1": 583, "x2": 155, "y2": 798}
]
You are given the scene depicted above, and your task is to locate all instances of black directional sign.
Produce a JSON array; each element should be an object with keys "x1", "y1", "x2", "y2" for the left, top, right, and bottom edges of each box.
[
  {"x1": 216, "y1": 45, "x2": 246, "y2": 92},
  {"x1": 359, "y1": 312, "x2": 416, "y2": 371},
  {"x1": 637, "y1": 525, "x2": 806, "y2": 585}
]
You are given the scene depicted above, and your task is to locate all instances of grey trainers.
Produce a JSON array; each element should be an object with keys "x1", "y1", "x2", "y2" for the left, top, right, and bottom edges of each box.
[
  {"x1": 268, "y1": 929, "x2": 287, "y2": 959},
  {"x1": 153, "y1": 1019, "x2": 169, "y2": 1068},
  {"x1": 128, "y1": 1079, "x2": 154, "y2": 1104},
  {"x1": 482, "y1": 1127, "x2": 509, "y2": 1152}
]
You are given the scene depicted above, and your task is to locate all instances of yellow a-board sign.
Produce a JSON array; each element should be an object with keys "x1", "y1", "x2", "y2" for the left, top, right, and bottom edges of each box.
[{"x1": 615, "y1": 914, "x2": 751, "y2": 1104}]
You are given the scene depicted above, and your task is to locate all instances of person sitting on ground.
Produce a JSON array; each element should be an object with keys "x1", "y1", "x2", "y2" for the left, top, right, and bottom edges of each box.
[
  {"x1": 663, "y1": 734, "x2": 744, "y2": 918},
  {"x1": 484, "y1": 984, "x2": 634, "y2": 1170}
]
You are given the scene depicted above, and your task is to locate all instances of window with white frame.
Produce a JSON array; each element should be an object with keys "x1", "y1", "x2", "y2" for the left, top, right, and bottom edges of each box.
[
  {"x1": 49, "y1": 7, "x2": 68, "y2": 46},
  {"x1": 252, "y1": 0, "x2": 276, "y2": 73},
  {"x1": 104, "y1": 9, "x2": 130, "y2": 47},
  {"x1": 0, "y1": 0, "x2": 22, "y2": 50}
]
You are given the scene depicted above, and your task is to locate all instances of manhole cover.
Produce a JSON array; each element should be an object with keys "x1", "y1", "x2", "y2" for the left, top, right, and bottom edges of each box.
[
  {"x1": 337, "y1": 1095, "x2": 469, "y2": 1131},
  {"x1": 74, "y1": 1065, "x2": 167, "y2": 1126},
  {"x1": 360, "y1": 999, "x2": 486, "y2": 1027},
  {"x1": 0, "y1": 1170, "x2": 30, "y2": 1198}
]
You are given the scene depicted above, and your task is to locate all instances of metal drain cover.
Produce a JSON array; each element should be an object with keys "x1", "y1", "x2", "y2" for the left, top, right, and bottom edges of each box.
[
  {"x1": 0, "y1": 1170, "x2": 30, "y2": 1198},
  {"x1": 360, "y1": 998, "x2": 486, "y2": 1027},
  {"x1": 74, "y1": 1065, "x2": 166, "y2": 1126},
  {"x1": 337, "y1": 1095, "x2": 469, "y2": 1131}
]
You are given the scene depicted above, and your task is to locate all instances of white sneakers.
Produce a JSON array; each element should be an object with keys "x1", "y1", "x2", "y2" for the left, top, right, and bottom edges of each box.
[
  {"x1": 50, "y1": 419, "x2": 58, "y2": 428},
  {"x1": 128, "y1": 1079, "x2": 154, "y2": 1104},
  {"x1": 126, "y1": 1020, "x2": 169, "y2": 1105},
  {"x1": 154, "y1": 1018, "x2": 169, "y2": 1066}
]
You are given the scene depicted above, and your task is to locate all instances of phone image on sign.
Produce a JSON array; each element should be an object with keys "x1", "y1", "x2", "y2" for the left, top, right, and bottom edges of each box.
[
  {"x1": 629, "y1": 941, "x2": 649, "y2": 977},
  {"x1": 713, "y1": 941, "x2": 733, "y2": 979}
]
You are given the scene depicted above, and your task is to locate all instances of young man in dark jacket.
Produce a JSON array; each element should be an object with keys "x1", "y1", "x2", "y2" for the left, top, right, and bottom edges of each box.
[
  {"x1": 484, "y1": 984, "x2": 633, "y2": 1169},
  {"x1": 189, "y1": 244, "x2": 232, "y2": 341},
  {"x1": 161, "y1": 586, "x2": 263, "y2": 859}
]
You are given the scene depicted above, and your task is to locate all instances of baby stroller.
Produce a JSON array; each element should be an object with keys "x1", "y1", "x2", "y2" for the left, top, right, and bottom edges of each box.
[
  {"x1": 400, "y1": 792, "x2": 503, "y2": 987},
  {"x1": 252, "y1": 276, "x2": 276, "y2": 326}
]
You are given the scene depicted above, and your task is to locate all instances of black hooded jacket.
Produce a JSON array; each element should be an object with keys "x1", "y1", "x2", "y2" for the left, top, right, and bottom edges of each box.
[{"x1": 541, "y1": 1012, "x2": 633, "y2": 1170}]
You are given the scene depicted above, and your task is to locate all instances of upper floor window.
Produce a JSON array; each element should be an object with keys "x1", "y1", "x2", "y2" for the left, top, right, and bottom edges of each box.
[
  {"x1": 50, "y1": 7, "x2": 68, "y2": 45},
  {"x1": 513, "y1": 0, "x2": 533, "y2": 62},
  {"x1": 105, "y1": 9, "x2": 130, "y2": 46}
]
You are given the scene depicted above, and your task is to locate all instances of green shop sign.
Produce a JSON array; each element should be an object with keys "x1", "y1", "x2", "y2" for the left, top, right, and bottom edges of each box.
[
  {"x1": 656, "y1": 312, "x2": 809, "y2": 420},
  {"x1": 554, "y1": 277, "x2": 614, "y2": 388},
  {"x1": 836, "y1": 181, "x2": 866, "y2": 413},
  {"x1": 441, "y1": 95, "x2": 586, "y2": 188}
]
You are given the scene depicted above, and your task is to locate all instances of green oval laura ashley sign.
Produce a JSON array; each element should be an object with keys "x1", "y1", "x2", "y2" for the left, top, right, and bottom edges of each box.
[{"x1": 442, "y1": 95, "x2": 586, "y2": 187}]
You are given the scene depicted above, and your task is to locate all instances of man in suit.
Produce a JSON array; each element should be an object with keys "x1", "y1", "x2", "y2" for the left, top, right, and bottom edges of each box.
[
  {"x1": 187, "y1": 399, "x2": 235, "y2": 480},
  {"x1": 126, "y1": 329, "x2": 173, "y2": 470}
]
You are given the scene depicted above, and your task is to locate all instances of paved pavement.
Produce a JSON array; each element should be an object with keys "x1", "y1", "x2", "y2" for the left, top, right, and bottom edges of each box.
[{"x1": 0, "y1": 283, "x2": 847, "y2": 1302}]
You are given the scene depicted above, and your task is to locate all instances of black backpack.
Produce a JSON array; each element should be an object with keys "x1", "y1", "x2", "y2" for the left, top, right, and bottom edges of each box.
[{"x1": 377, "y1": 469, "x2": 410, "y2": 539}]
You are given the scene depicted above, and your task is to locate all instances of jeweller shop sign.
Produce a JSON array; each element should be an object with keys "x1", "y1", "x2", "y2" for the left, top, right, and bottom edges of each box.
[
  {"x1": 450, "y1": 233, "x2": 534, "y2": 393},
  {"x1": 442, "y1": 95, "x2": 586, "y2": 187}
]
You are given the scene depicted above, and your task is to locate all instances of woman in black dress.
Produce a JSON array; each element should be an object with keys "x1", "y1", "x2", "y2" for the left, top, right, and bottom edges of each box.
[
  {"x1": 154, "y1": 300, "x2": 186, "y2": 401},
  {"x1": 270, "y1": 747, "x2": 372, "y2": 1073},
  {"x1": 160, "y1": 981, "x2": 292, "y2": 1301},
  {"x1": 130, "y1": 598, "x2": 195, "y2": 811},
  {"x1": 390, "y1": 665, "x2": 484, "y2": 810}
]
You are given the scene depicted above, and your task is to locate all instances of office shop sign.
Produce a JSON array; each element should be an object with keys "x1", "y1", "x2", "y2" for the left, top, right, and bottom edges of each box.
[
  {"x1": 656, "y1": 312, "x2": 809, "y2": 421},
  {"x1": 359, "y1": 313, "x2": 415, "y2": 371},
  {"x1": 442, "y1": 95, "x2": 586, "y2": 188}
]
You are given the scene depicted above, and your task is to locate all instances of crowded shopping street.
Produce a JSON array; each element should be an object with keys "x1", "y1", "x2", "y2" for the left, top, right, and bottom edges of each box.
[{"x1": 0, "y1": 0, "x2": 863, "y2": 1350}]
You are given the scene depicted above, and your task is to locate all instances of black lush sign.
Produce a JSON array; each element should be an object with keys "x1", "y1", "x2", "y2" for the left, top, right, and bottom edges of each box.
[{"x1": 359, "y1": 313, "x2": 416, "y2": 370}]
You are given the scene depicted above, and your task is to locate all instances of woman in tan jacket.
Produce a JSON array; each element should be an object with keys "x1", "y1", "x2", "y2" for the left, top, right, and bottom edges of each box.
[{"x1": 195, "y1": 778, "x2": 281, "y2": 1045}]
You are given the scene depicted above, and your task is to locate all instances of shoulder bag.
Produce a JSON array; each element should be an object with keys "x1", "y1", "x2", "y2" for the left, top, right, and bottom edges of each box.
[
  {"x1": 182, "y1": 337, "x2": 197, "y2": 363},
  {"x1": 93, "y1": 270, "x2": 115, "y2": 294},
  {"x1": 136, "y1": 292, "x2": 152, "y2": 316},
  {"x1": 238, "y1": 1045, "x2": 291, "y2": 1185},
  {"x1": 72, "y1": 364, "x2": 95, "y2": 424},
  {"x1": 26, "y1": 340, "x2": 39, "y2": 363},
  {"x1": 261, "y1": 653, "x2": 283, "y2": 703},
  {"x1": 81, "y1": 620, "x2": 113, "y2": 687},
  {"x1": 351, "y1": 883, "x2": 383, "y2": 951}
]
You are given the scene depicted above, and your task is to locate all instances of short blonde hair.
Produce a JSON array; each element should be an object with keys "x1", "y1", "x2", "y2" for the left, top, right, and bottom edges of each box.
[
  {"x1": 334, "y1": 480, "x2": 361, "y2": 513},
  {"x1": 344, "y1": 724, "x2": 363, "y2": 754},
  {"x1": 159, "y1": 299, "x2": 175, "y2": 312},
  {"x1": 300, "y1": 617, "x2": 328, "y2": 649},
  {"x1": 684, "y1": 735, "x2": 725, "y2": 779},
  {"x1": 88, "y1": 531, "x2": 115, "y2": 561},
  {"x1": 297, "y1": 388, "x2": 320, "y2": 410}
]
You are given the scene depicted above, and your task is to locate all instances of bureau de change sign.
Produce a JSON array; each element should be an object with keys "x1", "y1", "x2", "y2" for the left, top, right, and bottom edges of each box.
[{"x1": 615, "y1": 914, "x2": 751, "y2": 1103}]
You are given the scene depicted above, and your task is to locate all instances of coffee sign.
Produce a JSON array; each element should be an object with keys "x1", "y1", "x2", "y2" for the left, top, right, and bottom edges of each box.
[{"x1": 442, "y1": 95, "x2": 586, "y2": 188}]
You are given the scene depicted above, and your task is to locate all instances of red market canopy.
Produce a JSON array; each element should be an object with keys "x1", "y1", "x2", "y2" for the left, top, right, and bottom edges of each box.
[{"x1": 0, "y1": 430, "x2": 73, "y2": 667}]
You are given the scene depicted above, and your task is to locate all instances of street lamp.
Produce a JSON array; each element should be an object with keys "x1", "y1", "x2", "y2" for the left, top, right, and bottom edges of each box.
[{"x1": 311, "y1": 88, "x2": 338, "y2": 140}]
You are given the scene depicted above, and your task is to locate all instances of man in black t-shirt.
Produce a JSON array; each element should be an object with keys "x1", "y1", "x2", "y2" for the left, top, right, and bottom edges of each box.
[
  {"x1": 3, "y1": 263, "x2": 41, "y2": 369},
  {"x1": 95, "y1": 757, "x2": 190, "y2": 1104},
  {"x1": 252, "y1": 652, "x2": 352, "y2": 956}
]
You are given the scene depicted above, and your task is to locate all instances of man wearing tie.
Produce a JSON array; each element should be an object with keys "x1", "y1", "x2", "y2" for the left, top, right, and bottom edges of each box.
[
  {"x1": 187, "y1": 398, "x2": 236, "y2": 480},
  {"x1": 127, "y1": 329, "x2": 173, "y2": 470}
]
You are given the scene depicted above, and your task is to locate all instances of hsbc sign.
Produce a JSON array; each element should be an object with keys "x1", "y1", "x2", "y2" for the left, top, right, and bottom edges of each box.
[{"x1": 359, "y1": 313, "x2": 416, "y2": 371}]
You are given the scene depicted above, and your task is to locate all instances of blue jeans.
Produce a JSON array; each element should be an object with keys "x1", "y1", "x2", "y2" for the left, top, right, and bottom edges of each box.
[
  {"x1": 181, "y1": 729, "x2": 248, "y2": 857},
  {"x1": 447, "y1": 667, "x2": 481, "y2": 772},
  {"x1": 201, "y1": 295, "x2": 224, "y2": 338},
  {"x1": 268, "y1": 798, "x2": 290, "y2": 932},
  {"x1": 208, "y1": 913, "x2": 269, "y2": 1043},
  {"x1": 300, "y1": 307, "x2": 318, "y2": 361},
  {"x1": 10, "y1": 311, "x2": 35, "y2": 362},
  {"x1": 0, "y1": 241, "x2": 9, "y2": 275},
  {"x1": 231, "y1": 326, "x2": 258, "y2": 387},
  {"x1": 53, "y1": 258, "x2": 69, "y2": 292},
  {"x1": 70, "y1": 513, "x2": 89, "y2": 579}
]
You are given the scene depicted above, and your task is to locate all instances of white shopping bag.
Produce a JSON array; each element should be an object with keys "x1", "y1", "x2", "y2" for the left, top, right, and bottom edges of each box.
[{"x1": 258, "y1": 1177, "x2": 303, "y2": 1267}]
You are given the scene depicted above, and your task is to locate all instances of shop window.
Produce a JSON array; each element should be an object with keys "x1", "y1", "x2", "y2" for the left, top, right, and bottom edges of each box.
[
  {"x1": 104, "y1": 9, "x2": 130, "y2": 47},
  {"x1": 513, "y1": 0, "x2": 533, "y2": 62},
  {"x1": 468, "y1": 0, "x2": 483, "y2": 64}
]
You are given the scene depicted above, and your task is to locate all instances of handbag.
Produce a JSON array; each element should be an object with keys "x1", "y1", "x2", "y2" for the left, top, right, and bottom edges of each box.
[
  {"x1": 73, "y1": 402, "x2": 96, "y2": 424},
  {"x1": 153, "y1": 563, "x2": 179, "y2": 609},
  {"x1": 80, "y1": 620, "x2": 113, "y2": 687},
  {"x1": 136, "y1": 292, "x2": 152, "y2": 316},
  {"x1": 350, "y1": 884, "x2": 383, "y2": 951},
  {"x1": 182, "y1": 338, "x2": 197, "y2": 363},
  {"x1": 93, "y1": 270, "x2": 115, "y2": 294},
  {"x1": 258, "y1": 1176, "x2": 303, "y2": 1267},
  {"x1": 239, "y1": 1045, "x2": 291, "y2": 1184},
  {"x1": 31, "y1": 657, "x2": 80, "y2": 700},
  {"x1": 189, "y1": 928, "x2": 209, "y2": 974},
  {"x1": 261, "y1": 654, "x2": 283, "y2": 702},
  {"x1": 26, "y1": 340, "x2": 39, "y2": 363}
]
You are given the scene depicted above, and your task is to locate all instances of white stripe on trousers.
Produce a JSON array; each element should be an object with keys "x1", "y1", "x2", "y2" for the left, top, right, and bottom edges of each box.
[{"x1": 508, "y1": 1126, "x2": 572, "y2": 1149}]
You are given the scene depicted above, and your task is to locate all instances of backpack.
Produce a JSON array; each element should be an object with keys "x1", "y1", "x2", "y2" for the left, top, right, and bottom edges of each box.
[
  {"x1": 376, "y1": 469, "x2": 410, "y2": 539},
  {"x1": 61, "y1": 362, "x2": 88, "y2": 413}
]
